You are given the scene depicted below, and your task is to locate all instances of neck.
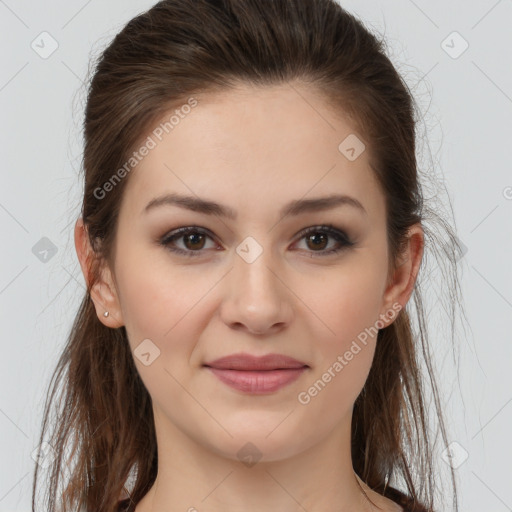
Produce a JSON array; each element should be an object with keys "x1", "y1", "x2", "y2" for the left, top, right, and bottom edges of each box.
[{"x1": 134, "y1": 406, "x2": 381, "y2": 512}]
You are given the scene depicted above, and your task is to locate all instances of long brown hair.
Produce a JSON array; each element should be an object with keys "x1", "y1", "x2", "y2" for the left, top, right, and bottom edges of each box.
[{"x1": 32, "y1": 1, "x2": 463, "y2": 510}]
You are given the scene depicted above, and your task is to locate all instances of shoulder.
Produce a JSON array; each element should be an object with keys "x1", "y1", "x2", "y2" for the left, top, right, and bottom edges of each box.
[
  {"x1": 384, "y1": 486, "x2": 431, "y2": 512},
  {"x1": 355, "y1": 475, "x2": 429, "y2": 512},
  {"x1": 369, "y1": 492, "x2": 405, "y2": 512}
]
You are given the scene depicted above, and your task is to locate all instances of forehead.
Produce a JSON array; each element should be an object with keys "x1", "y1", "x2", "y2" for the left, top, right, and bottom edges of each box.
[{"x1": 119, "y1": 82, "x2": 384, "y2": 223}]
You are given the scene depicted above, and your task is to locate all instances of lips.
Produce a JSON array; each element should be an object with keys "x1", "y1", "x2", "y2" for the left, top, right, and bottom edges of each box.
[
  {"x1": 203, "y1": 353, "x2": 308, "y2": 371},
  {"x1": 203, "y1": 353, "x2": 309, "y2": 394}
]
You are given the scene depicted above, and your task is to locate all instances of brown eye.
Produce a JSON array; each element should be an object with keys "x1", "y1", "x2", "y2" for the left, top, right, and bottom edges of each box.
[
  {"x1": 183, "y1": 232, "x2": 206, "y2": 250},
  {"x1": 160, "y1": 227, "x2": 217, "y2": 257},
  {"x1": 305, "y1": 232, "x2": 329, "y2": 251},
  {"x1": 160, "y1": 224, "x2": 354, "y2": 259},
  {"x1": 294, "y1": 225, "x2": 354, "y2": 257}
]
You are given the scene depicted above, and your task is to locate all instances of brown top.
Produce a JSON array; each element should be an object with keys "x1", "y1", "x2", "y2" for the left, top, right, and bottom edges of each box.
[
  {"x1": 385, "y1": 486, "x2": 431, "y2": 511},
  {"x1": 116, "y1": 487, "x2": 430, "y2": 511},
  {"x1": 116, "y1": 498, "x2": 134, "y2": 512}
]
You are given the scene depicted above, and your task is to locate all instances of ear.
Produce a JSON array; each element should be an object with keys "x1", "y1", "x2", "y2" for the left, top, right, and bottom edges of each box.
[
  {"x1": 74, "y1": 217, "x2": 124, "y2": 328},
  {"x1": 379, "y1": 223, "x2": 424, "y2": 326}
]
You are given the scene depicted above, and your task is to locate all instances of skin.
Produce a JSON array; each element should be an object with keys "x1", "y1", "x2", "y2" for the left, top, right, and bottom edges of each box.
[{"x1": 75, "y1": 82, "x2": 423, "y2": 512}]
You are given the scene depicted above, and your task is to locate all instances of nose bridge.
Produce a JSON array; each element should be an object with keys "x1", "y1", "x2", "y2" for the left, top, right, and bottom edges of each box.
[
  {"x1": 233, "y1": 234, "x2": 281, "y2": 302},
  {"x1": 220, "y1": 233, "x2": 291, "y2": 333}
]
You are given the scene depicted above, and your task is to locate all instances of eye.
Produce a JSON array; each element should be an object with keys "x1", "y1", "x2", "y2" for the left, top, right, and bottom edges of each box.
[
  {"x1": 292, "y1": 224, "x2": 354, "y2": 257},
  {"x1": 159, "y1": 226, "x2": 218, "y2": 257},
  {"x1": 159, "y1": 224, "x2": 354, "y2": 258}
]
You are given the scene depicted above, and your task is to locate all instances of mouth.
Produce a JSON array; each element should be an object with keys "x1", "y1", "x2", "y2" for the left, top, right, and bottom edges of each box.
[
  {"x1": 202, "y1": 353, "x2": 309, "y2": 394},
  {"x1": 203, "y1": 352, "x2": 308, "y2": 371}
]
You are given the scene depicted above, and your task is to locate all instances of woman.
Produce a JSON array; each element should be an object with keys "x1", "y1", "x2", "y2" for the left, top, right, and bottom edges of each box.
[{"x1": 32, "y1": 0, "x2": 462, "y2": 510}]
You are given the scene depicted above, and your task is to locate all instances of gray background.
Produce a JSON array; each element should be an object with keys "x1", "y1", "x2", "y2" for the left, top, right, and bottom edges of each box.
[{"x1": 1, "y1": 0, "x2": 511, "y2": 510}]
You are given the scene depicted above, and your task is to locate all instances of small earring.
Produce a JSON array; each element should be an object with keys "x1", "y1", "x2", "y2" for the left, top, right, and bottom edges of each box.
[{"x1": 103, "y1": 311, "x2": 109, "y2": 317}]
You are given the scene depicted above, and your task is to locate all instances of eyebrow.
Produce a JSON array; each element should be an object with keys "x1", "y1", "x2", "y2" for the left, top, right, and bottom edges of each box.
[{"x1": 143, "y1": 192, "x2": 367, "y2": 219}]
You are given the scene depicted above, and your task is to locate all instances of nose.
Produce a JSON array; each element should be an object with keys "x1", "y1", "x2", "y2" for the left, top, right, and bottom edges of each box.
[{"x1": 219, "y1": 243, "x2": 293, "y2": 336}]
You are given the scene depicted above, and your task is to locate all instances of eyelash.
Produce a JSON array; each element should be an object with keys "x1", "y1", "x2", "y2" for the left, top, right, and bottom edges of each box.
[{"x1": 159, "y1": 224, "x2": 354, "y2": 259}]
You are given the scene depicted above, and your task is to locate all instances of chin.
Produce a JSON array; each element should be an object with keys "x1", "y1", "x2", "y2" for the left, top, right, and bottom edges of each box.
[{"x1": 199, "y1": 418, "x2": 317, "y2": 465}]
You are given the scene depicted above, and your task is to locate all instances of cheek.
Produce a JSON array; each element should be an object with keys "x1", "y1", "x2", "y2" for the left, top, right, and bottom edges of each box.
[
  {"x1": 294, "y1": 254, "x2": 387, "y2": 400},
  {"x1": 302, "y1": 260, "x2": 387, "y2": 347},
  {"x1": 114, "y1": 256, "x2": 213, "y2": 412},
  {"x1": 114, "y1": 249, "x2": 209, "y2": 356},
  {"x1": 295, "y1": 284, "x2": 381, "y2": 424}
]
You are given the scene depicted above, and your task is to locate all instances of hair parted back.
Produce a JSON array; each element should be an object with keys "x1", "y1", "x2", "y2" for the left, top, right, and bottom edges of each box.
[{"x1": 32, "y1": 1, "x2": 462, "y2": 511}]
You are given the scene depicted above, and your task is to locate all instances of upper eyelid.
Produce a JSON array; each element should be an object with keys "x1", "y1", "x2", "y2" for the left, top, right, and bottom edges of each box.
[{"x1": 295, "y1": 224, "x2": 350, "y2": 239}]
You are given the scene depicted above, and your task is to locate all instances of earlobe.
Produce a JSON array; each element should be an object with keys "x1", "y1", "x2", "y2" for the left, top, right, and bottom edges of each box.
[
  {"x1": 89, "y1": 277, "x2": 124, "y2": 328},
  {"x1": 74, "y1": 218, "x2": 124, "y2": 328},
  {"x1": 380, "y1": 223, "x2": 424, "y2": 325}
]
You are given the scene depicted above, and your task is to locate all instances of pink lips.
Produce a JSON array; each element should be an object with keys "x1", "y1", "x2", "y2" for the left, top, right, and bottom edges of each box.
[{"x1": 203, "y1": 353, "x2": 309, "y2": 394}]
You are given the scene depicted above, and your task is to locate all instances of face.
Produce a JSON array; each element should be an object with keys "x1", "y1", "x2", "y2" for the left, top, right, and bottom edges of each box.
[{"x1": 91, "y1": 83, "x2": 409, "y2": 463}]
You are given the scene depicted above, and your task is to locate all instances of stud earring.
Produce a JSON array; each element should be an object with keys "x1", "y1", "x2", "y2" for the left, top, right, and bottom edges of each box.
[{"x1": 103, "y1": 311, "x2": 109, "y2": 317}]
